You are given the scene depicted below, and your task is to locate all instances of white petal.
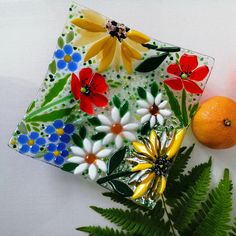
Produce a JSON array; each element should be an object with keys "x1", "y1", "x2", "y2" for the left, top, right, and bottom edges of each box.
[
  {"x1": 96, "y1": 160, "x2": 107, "y2": 172},
  {"x1": 159, "y1": 109, "x2": 172, "y2": 116},
  {"x1": 123, "y1": 123, "x2": 139, "y2": 131},
  {"x1": 137, "y1": 108, "x2": 148, "y2": 115},
  {"x1": 121, "y1": 112, "x2": 131, "y2": 125},
  {"x1": 96, "y1": 148, "x2": 112, "y2": 158},
  {"x1": 103, "y1": 133, "x2": 114, "y2": 145},
  {"x1": 70, "y1": 146, "x2": 85, "y2": 156},
  {"x1": 88, "y1": 164, "x2": 97, "y2": 180},
  {"x1": 83, "y1": 138, "x2": 92, "y2": 153},
  {"x1": 137, "y1": 100, "x2": 149, "y2": 108},
  {"x1": 68, "y1": 156, "x2": 84, "y2": 164},
  {"x1": 141, "y1": 113, "x2": 151, "y2": 124},
  {"x1": 111, "y1": 107, "x2": 120, "y2": 122},
  {"x1": 150, "y1": 115, "x2": 156, "y2": 128},
  {"x1": 157, "y1": 114, "x2": 164, "y2": 125},
  {"x1": 122, "y1": 131, "x2": 136, "y2": 141},
  {"x1": 155, "y1": 93, "x2": 162, "y2": 105},
  {"x1": 92, "y1": 140, "x2": 102, "y2": 154},
  {"x1": 146, "y1": 92, "x2": 154, "y2": 104},
  {"x1": 98, "y1": 114, "x2": 112, "y2": 125},
  {"x1": 115, "y1": 135, "x2": 123, "y2": 148},
  {"x1": 74, "y1": 163, "x2": 88, "y2": 175},
  {"x1": 158, "y1": 100, "x2": 168, "y2": 109},
  {"x1": 96, "y1": 125, "x2": 110, "y2": 132}
]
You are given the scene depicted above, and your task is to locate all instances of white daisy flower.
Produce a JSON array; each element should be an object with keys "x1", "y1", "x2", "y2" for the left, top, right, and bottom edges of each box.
[
  {"x1": 96, "y1": 107, "x2": 139, "y2": 148},
  {"x1": 137, "y1": 91, "x2": 172, "y2": 128},
  {"x1": 68, "y1": 138, "x2": 112, "y2": 180}
]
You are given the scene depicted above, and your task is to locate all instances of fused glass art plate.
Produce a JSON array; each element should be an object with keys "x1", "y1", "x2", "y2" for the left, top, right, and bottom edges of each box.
[{"x1": 9, "y1": 1, "x2": 214, "y2": 208}]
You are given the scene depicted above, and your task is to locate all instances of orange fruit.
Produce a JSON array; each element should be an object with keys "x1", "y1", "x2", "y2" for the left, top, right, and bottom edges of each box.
[{"x1": 191, "y1": 96, "x2": 236, "y2": 149}]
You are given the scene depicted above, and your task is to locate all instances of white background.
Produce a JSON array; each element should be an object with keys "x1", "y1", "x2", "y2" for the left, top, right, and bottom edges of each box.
[{"x1": 1, "y1": 0, "x2": 236, "y2": 235}]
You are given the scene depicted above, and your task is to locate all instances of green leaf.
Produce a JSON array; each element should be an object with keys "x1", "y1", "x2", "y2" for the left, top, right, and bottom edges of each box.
[
  {"x1": 156, "y1": 47, "x2": 181, "y2": 52},
  {"x1": 140, "y1": 121, "x2": 150, "y2": 135},
  {"x1": 113, "y1": 95, "x2": 121, "y2": 108},
  {"x1": 57, "y1": 36, "x2": 64, "y2": 48},
  {"x1": 25, "y1": 107, "x2": 73, "y2": 122},
  {"x1": 66, "y1": 31, "x2": 74, "y2": 43},
  {"x1": 18, "y1": 121, "x2": 27, "y2": 134},
  {"x1": 88, "y1": 117, "x2": 101, "y2": 126},
  {"x1": 97, "y1": 171, "x2": 133, "y2": 185},
  {"x1": 137, "y1": 87, "x2": 147, "y2": 99},
  {"x1": 190, "y1": 102, "x2": 199, "y2": 118},
  {"x1": 91, "y1": 132, "x2": 106, "y2": 141},
  {"x1": 135, "y1": 53, "x2": 169, "y2": 72},
  {"x1": 229, "y1": 218, "x2": 236, "y2": 236},
  {"x1": 181, "y1": 89, "x2": 189, "y2": 126},
  {"x1": 48, "y1": 60, "x2": 56, "y2": 74},
  {"x1": 72, "y1": 133, "x2": 83, "y2": 147},
  {"x1": 142, "y1": 43, "x2": 158, "y2": 50},
  {"x1": 108, "y1": 146, "x2": 127, "y2": 175},
  {"x1": 164, "y1": 84, "x2": 183, "y2": 124},
  {"x1": 41, "y1": 74, "x2": 70, "y2": 107},
  {"x1": 61, "y1": 163, "x2": 78, "y2": 172},
  {"x1": 151, "y1": 82, "x2": 159, "y2": 97},
  {"x1": 26, "y1": 101, "x2": 35, "y2": 113},
  {"x1": 109, "y1": 180, "x2": 133, "y2": 197},
  {"x1": 79, "y1": 126, "x2": 87, "y2": 140},
  {"x1": 120, "y1": 101, "x2": 129, "y2": 117}
]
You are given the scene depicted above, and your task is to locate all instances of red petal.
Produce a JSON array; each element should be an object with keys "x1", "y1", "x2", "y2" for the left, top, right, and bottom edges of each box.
[
  {"x1": 189, "y1": 65, "x2": 209, "y2": 81},
  {"x1": 79, "y1": 68, "x2": 93, "y2": 87},
  {"x1": 71, "y1": 73, "x2": 81, "y2": 100},
  {"x1": 164, "y1": 78, "x2": 183, "y2": 91},
  {"x1": 80, "y1": 94, "x2": 94, "y2": 115},
  {"x1": 90, "y1": 93, "x2": 108, "y2": 107},
  {"x1": 167, "y1": 63, "x2": 181, "y2": 76},
  {"x1": 90, "y1": 73, "x2": 108, "y2": 93},
  {"x1": 180, "y1": 54, "x2": 198, "y2": 73},
  {"x1": 183, "y1": 80, "x2": 203, "y2": 94}
]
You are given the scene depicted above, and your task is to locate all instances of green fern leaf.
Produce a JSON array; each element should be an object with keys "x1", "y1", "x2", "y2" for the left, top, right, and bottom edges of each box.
[{"x1": 229, "y1": 218, "x2": 236, "y2": 236}]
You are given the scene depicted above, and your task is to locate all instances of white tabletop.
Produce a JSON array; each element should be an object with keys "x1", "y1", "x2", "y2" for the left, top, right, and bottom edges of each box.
[{"x1": 1, "y1": 0, "x2": 236, "y2": 235}]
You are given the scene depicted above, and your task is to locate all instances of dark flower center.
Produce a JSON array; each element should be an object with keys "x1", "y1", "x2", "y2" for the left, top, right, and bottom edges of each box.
[
  {"x1": 106, "y1": 20, "x2": 130, "y2": 42},
  {"x1": 80, "y1": 85, "x2": 90, "y2": 95},
  {"x1": 152, "y1": 156, "x2": 172, "y2": 176},
  {"x1": 149, "y1": 104, "x2": 159, "y2": 115}
]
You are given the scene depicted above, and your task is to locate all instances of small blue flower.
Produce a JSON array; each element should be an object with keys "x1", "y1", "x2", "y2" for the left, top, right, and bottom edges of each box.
[
  {"x1": 18, "y1": 132, "x2": 46, "y2": 154},
  {"x1": 54, "y1": 44, "x2": 81, "y2": 72},
  {"x1": 45, "y1": 120, "x2": 75, "y2": 144},
  {"x1": 44, "y1": 142, "x2": 69, "y2": 165}
]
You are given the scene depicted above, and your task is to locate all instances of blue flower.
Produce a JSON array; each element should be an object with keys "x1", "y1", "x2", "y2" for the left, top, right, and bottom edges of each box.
[
  {"x1": 45, "y1": 120, "x2": 75, "y2": 144},
  {"x1": 44, "y1": 142, "x2": 69, "y2": 165},
  {"x1": 18, "y1": 132, "x2": 46, "y2": 154},
  {"x1": 54, "y1": 44, "x2": 81, "y2": 72}
]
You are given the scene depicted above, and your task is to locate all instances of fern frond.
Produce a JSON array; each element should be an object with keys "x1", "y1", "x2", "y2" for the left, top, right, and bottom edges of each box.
[
  {"x1": 170, "y1": 158, "x2": 211, "y2": 232},
  {"x1": 77, "y1": 226, "x2": 133, "y2": 236},
  {"x1": 229, "y1": 218, "x2": 236, "y2": 236},
  {"x1": 90, "y1": 206, "x2": 171, "y2": 236},
  {"x1": 185, "y1": 169, "x2": 233, "y2": 236}
]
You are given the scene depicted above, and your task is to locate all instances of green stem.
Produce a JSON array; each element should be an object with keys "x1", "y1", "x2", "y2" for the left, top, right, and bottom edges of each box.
[
  {"x1": 97, "y1": 171, "x2": 133, "y2": 185},
  {"x1": 25, "y1": 94, "x2": 73, "y2": 121},
  {"x1": 161, "y1": 195, "x2": 176, "y2": 236}
]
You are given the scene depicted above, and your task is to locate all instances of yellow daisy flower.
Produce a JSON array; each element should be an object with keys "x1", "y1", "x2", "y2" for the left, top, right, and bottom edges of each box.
[
  {"x1": 129, "y1": 128, "x2": 185, "y2": 200},
  {"x1": 71, "y1": 9, "x2": 150, "y2": 73}
]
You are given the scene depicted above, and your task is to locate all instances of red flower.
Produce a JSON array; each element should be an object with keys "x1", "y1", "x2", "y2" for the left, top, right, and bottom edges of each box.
[
  {"x1": 71, "y1": 68, "x2": 108, "y2": 115},
  {"x1": 164, "y1": 54, "x2": 209, "y2": 94}
]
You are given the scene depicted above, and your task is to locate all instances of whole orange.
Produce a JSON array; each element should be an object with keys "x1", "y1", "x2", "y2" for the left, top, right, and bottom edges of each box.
[{"x1": 191, "y1": 96, "x2": 236, "y2": 149}]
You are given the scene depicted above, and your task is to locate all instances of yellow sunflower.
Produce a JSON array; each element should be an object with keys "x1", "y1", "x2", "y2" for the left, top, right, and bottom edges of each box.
[
  {"x1": 71, "y1": 9, "x2": 150, "y2": 73},
  {"x1": 128, "y1": 128, "x2": 185, "y2": 200}
]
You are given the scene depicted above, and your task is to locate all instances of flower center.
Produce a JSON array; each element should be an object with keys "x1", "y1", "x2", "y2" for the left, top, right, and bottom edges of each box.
[
  {"x1": 106, "y1": 20, "x2": 130, "y2": 42},
  {"x1": 152, "y1": 156, "x2": 172, "y2": 176},
  {"x1": 53, "y1": 150, "x2": 60, "y2": 157},
  {"x1": 56, "y1": 128, "x2": 64, "y2": 136},
  {"x1": 111, "y1": 123, "x2": 123, "y2": 134},
  {"x1": 80, "y1": 85, "x2": 90, "y2": 95},
  {"x1": 149, "y1": 104, "x2": 159, "y2": 115},
  {"x1": 85, "y1": 153, "x2": 97, "y2": 164},
  {"x1": 64, "y1": 54, "x2": 72, "y2": 63},
  {"x1": 27, "y1": 139, "x2": 35, "y2": 146},
  {"x1": 181, "y1": 73, "x2": 188, "y2": 79}
]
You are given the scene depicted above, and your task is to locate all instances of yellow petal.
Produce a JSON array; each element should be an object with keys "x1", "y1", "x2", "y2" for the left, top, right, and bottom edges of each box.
[
  {"x1": 122, "y1": 41, "x2": 142, "y2": 60},
  {"x1": 114, "y1": 42, "x2": 121, "y2": 71},
  {"x1": 149, "y1": 130, "x2": 159, "y2": 158},
  {"x1": 71, "y1": 18, "x2": 106, "y2": 32},
  {"x1": 132, "y1": 141, "x2": 155, "y2": 161},
  {"x1": 125, "y1": 37, "x2": 148, "y2": 52},
  {"x1": 131, "y1": 163, "x2": 153, "y2": 172},
  {"x1": 84, "y1": 35, "x2": 110, "y2": 62},
  {"x1": 98, "y1": 37, "x2": 117, "y2": 72},
  {"x1": 81, "y1": 9, "x2": 106, "y2": 26},
  {"x1": 158, "y1": 176, "x2": 167, "y2": 194},
  {"x1": 121, "y1": 43, "x2": 133, "y2": 74},
  {"x1": 127, "y1": 30, "x2": 150, "y2": 44},
  {"x1": 132, "y1": 172, "x2": 155, "y2": 199},
  {"x1": 166, "y1": 128, "x2": 185, "y2": 159}
]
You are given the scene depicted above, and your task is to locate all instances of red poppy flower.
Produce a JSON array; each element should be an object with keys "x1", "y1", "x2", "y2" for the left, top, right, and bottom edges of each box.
[
  {"x1": 71, "y1": 68, "x2": 108, "y2": 115},
  {"x1": 164, "y1": 54, "x2": 209, "y2": 94}
]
